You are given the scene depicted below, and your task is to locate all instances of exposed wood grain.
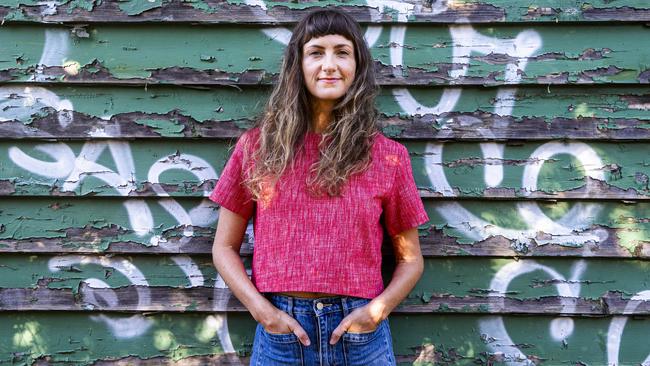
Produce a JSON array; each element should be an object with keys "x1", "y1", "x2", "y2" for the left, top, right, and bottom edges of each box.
[
  {"x1": 0, "y1": 235, "x2": 230, "y2": 255},
  {"x1": 4, "y1": 64, "x2": 649, "y2": 86},
  {"x1": 420, "y1": 227, "x2": 650, "y2": 258},
  {"x1": 2, "y1": 1, "x2": 650, "y2": 24},
  {"x1": 32, "y1": 354, "x2": 249, "y2": 366},
  {"x1": 1, "y1": 228, "x2": 649, "y2": 258},
  {"x1": 0, "y1": 1, "x2": 503, "y2": 24},
  {"x1": 2, "y1": 179, "x2": 650, "y2": 199},
  {"x1": 419, "y1": 178, "x2": 650, "y2": 200},
  {"x1": 4, "y1": 111, "x2": 650, "y2": 141},
  {"x1": 1, "y1": 285, "x2": 648, "y2": 315}
]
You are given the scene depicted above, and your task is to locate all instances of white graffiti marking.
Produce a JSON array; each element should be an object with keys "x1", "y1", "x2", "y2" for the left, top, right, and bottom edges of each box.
[
  {"x1": 10, "y1": 139, "x2": 156, "y2": 237},
  {"x1": 0, "y1": 86, "x2": 73, "y2": 129},
  {"x1": 479, "y1": 260, "x2": 586, "y2": 365},
  {"x1": 424, "y1": 140, "x2": 605, "y2": 246},
  {"x1": 8, "y1": 6, "x2": 646, "y2": 363},
  {"x1": 242, "y1": 0, "x2": 438, "y2": 51},
  {"x1": 147, "y1": 153, "x2": 217, "y2": 247},
  {"x1": 480, "y1": 260, "x2": 650, "y2": 365},
  {"x1": 48, "y1": 256, "x2": 154, "y2": 339},
  {"x1": 393, "y1": 23, "x2": 542, "y2": 187},
  {"x1": 3, "y1": 28, "x2": 236, "y2": 350},
  {"x1": 607, "y1": 290, "x2": 650, "y2": 366}
]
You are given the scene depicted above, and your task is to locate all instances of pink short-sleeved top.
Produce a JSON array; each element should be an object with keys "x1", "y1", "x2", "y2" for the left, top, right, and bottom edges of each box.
[{"x1": 209, "y1": 127, "x2": 428, "y2": 299}]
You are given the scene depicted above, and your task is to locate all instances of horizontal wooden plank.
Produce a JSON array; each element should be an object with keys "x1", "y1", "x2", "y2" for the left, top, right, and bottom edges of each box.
[
  {"x1": 1, "y1": 226, "x2": 648, "y2": 258},
  {"x1": 1, "y1": 311, "x2": 258, "y2": 364},
  {"x1": 2, "y1": 1, "x2": 650, "y2": 24},
  {"x1": 84, "y1": 355, "x2": 248, "y2": 366},
  {"x1": 2, "y1": 85, "x2": 650, "y2": 140},
  {"x1": 4, "y1": 198, "x2": 650, "y2": 257},
  {"x1": 5, "y1": 140, "x2": 650, "y2": 200},
  {"x1": 5, "y1": 111, "x2": 650, "y2": 141},
  {"x1": 423, "y1": 227, "x2": 650, "y2": 258},
  {"x1": 3, "y1": 254, "x2": 650, "y2": 308},
  {"x1": 0, "y1": 235, "x2": 221, "y2": 255},
  {"x1": 82, "y1": 355, "x2": 248, "y2": 366},
  {"x1": 4, "y1": 172, "x2": 650, "y2": 200},
  {"x1": 7, "y1": 65, "x2": 650, "y2": 86},
  {"x1": 5, "y1": 310, "x2": 650, "y2": 365},
  {"x1": 2, "y1": 285, "x2": 650, "y2": 316},
  {"x1": 2, "y1": 24, "x2": 650, "y2": 85},
  {"x1": 4, "y1": 312, "x2": 649, "y2": 366}
]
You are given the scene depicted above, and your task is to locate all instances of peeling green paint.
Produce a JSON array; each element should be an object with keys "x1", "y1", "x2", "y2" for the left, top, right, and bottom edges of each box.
[
  {"x1": 425, "y1": 200, "x2": 650, "y2": 252},
  {"x1": 408, "y1": 257, "x2": 650, "y2": 302},
  {"x1": 2, "y1": 24, "x2": 650, "y2": 83},
  {"x1": 4, "y1": 85, "x2": 649, "y2": 134},
  {"x1": 2, "y1": 4, "x2": 650, "y2": 365},
  {"x1": 1, "y1": 140, "x2": 229, "y2": 197},
  {"x1": 0, "y1": 253, "x2": 218, "y2": 291},
  {"x1": 407, "y1": 141, "x2": 650, "y2": 197},
  {"x1": 224, "y1": 0, "x2": 367, "y2": 9},
  {"x1": 66, "y1": 0, "x2": 102, "y2": 13},
  {"x1": 184, "y1": 0, "x2": 219, "y2": 14},
  {"x1": 118, "y1": 0, "x2": 164, "y2": 16},
  {"x1": 392, "y1": 314, "x2": 650, "y2": 365},
  {"x1": 7, "y1": 139, "x2": 650, "y2": 198},
  {"x1": 134, "y1": 118, "x2": 186, "y2": 137},
  {"x1": 2, "y1": 8, "x2": 28, "y2": 21},
  {"x1": 0, "y1": 312, "x2": 256, "y2": 364},
  {"x1": 0, "y1": 198, "x2": 219, "y2": 250}
]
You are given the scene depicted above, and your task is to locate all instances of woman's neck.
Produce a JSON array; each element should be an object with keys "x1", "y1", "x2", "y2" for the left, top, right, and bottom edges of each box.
[{"x1": 310, "y1": 99, "x2": 335, "y2": 133}]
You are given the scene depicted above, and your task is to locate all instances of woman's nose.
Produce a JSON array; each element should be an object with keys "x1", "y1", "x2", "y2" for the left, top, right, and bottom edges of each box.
[{"x1": 321, "y1": 53, "x2": 336, "y2": 71}]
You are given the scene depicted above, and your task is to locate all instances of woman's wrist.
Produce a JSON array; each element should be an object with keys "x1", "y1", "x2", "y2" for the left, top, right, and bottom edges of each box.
[
  {"x1": 367, "y1": 298, "x2": 391, "y2": 323},
  {"x1": 250, "y1": 297, "x2": 278, "y2": 326}
]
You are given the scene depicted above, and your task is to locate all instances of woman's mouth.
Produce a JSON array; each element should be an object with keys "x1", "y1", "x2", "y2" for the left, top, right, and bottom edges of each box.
[{"x1": 319, "y1": 78, "x2": 340, "y2": 83}]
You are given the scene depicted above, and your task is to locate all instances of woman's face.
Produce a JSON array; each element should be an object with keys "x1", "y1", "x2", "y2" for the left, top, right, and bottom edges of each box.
[{"x1": 301, "y1": 34, "x2": 356, "y2": 105}]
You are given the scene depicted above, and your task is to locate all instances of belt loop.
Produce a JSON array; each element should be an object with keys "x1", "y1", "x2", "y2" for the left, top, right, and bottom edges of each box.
[{"x1": 341, "y1": 297, "x2": 350, "y2": 317}]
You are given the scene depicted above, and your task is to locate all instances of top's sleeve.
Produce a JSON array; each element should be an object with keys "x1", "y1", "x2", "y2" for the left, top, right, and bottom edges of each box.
[
  {"x1": 209, "y1": 133, "x2": 255, "y2": 220},
  {"x1": 382, "y1": 144, "x2": 429, "y2": 237}
]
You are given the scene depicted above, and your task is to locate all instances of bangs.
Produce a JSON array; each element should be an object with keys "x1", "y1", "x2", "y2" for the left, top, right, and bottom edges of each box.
[{"x1": 298, "y1": 10, "x2": 361, "y2": 46}]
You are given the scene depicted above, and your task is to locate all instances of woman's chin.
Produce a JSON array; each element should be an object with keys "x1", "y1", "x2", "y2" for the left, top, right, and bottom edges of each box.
[{"x1": 311, "y1": 92, "x2": 345, "y2": 102}]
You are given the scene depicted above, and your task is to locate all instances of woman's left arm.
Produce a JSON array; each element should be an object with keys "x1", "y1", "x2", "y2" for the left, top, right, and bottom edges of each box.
[{"x1": 329, "y1": 227, "x2": 423, "y2": 344}]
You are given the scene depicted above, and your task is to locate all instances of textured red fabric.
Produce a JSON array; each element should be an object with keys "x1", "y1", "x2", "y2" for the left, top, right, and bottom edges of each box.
[{"x1": 209, "y1": 127, "x2": 429, "y2": 299}]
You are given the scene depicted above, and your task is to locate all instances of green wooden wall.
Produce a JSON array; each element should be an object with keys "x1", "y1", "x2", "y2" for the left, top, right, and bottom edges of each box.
[{"x1": 1, "y1": 1, "x2": 650, "y2": 364}]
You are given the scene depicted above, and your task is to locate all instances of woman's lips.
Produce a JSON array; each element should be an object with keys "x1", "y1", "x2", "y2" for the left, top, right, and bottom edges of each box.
[{"x1": 319, "y1": 78, "x2": 340, "y2": 83}]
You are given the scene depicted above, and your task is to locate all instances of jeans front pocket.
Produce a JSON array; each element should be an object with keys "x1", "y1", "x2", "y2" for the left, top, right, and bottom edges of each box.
[
  {"x1": 342, "y1": 320, "x2": 394, "y2": 366},
  {"x1": 253, "y1": 323, "x2": 304, "y2": 366}
]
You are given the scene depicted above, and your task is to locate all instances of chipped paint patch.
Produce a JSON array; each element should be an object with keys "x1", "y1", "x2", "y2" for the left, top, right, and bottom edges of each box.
[{"x1": 118, "y1": 0, "x2": 164, "y2": 16}]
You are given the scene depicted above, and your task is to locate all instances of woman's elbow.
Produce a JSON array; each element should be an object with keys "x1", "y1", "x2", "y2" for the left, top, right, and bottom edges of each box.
[{"x1": 414, "y1": 254, "x2": 424, "y2": 279}]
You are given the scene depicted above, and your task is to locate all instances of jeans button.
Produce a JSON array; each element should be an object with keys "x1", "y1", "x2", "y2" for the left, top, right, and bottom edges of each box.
[{"x1": 316, "y1": 302, "x2": 324, "y2": 310}]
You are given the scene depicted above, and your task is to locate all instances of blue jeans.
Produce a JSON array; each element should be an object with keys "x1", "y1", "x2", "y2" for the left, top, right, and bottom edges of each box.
[{"x1": 250, "y1": 294, "x2": 397, "y2": 366}]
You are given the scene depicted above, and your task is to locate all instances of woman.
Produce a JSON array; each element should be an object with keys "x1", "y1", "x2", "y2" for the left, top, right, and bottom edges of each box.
[{"x1": 210, "y1": 9, "x2": 428, "y2": 365}]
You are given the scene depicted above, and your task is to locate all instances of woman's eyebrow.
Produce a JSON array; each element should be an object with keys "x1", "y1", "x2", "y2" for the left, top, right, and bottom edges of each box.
[{"x1": 304, "y1": 44, "x2": 353, "y2": 49}]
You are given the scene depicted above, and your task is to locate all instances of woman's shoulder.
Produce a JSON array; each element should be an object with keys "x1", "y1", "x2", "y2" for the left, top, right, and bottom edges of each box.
[
  {"x1": 240, "y1": 126, "x2": 262, "y2": 142},
  {"x1": 371, "y1": 131, "x2": 408, "y2": 156},
  {"x1": 236, "y1": 127, "x2": 262, "y2": 151}
]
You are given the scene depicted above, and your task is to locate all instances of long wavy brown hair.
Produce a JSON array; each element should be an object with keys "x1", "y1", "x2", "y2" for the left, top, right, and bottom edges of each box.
[{"x1": 243, "y1": 9, "x2": 379, "y2": 199}]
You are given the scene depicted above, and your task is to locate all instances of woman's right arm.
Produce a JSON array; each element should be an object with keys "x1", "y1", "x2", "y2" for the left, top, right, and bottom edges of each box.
[{"x1": 212, "y1": 207, "x2": 311, "y2": 346}]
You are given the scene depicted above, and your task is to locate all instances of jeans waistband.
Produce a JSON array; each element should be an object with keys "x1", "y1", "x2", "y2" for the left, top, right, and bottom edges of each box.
[{"x1": 266, "y1": 294, "x2": 371, "y2": 317}]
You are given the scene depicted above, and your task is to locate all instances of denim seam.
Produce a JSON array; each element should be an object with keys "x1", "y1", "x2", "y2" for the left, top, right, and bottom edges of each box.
[{"x1": 254, "y1": 324, "x2": 262, "y2": 366}]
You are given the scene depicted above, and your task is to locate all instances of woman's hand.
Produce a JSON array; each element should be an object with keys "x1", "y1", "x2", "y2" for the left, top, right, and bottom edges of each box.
[
  {"x1": 260, "y1": 307, "x2": 311, "y2": 346},
  {"x1": 329, "y1": 302, "x2": 384, "y2": 345}
]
